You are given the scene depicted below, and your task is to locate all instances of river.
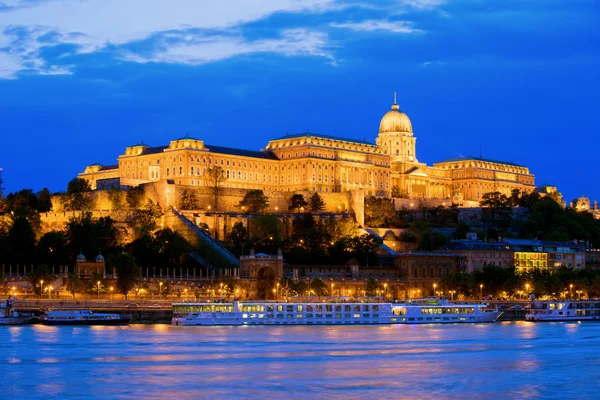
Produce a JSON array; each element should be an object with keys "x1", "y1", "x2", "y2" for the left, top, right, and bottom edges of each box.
[{"x1": 2, "y1": 322, "x2": 599, "y2": 399}]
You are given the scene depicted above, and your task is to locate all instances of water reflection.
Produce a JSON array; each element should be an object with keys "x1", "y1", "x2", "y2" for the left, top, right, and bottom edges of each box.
[{"x1": 2, "y1": 322, "x2": 600, "y2": 398}]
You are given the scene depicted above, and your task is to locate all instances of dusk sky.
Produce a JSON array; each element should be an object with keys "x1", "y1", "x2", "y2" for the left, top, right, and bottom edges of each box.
[{"x1": 0, "y1": 0, "x2": 598, "y2": 203}]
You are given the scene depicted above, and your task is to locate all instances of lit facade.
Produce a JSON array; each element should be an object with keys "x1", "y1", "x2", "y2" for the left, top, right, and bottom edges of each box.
[{"x1": 79, "y1": 96, "x2": 536, "y2": 201}]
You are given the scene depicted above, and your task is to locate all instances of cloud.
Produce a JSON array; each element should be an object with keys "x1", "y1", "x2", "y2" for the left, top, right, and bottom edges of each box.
[
  {"x1": 331, "y1": 19, "x2": 421, "y2": 33},
  {"x1": 400, "y1": 0, "x2": 446, "y2": 10},
  {"x1": 0, "y1": 0, "x2": 336, "y2": 78},
  {"x1": 123, "y1": 29, "x2": 331, "y2": 65}
]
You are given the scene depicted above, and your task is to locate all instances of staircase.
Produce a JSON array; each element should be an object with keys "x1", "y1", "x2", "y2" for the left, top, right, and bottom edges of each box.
[
  {"x1": 170, "y1": 208, "x2": 240, "y2": 268},
  {"x1": 361, "y1": 228, "x2": 398, "y2": 256}
]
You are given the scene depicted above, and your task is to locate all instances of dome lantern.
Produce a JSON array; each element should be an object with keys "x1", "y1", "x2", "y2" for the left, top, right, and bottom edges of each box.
[{"x1": 379, "y1": 92, "x2": 413, "y2": 134}]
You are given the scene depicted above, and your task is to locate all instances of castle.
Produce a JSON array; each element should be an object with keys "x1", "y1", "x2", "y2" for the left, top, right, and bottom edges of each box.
[{"x1": 79, "y1": 95, "x2": 536, "y2": 204}]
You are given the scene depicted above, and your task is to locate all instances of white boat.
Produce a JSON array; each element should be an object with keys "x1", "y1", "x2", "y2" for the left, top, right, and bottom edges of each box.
[
  {"x1": 0, "y1": 298, "x2": 34, "y2": 325},
  {"x1": 172, "y1": 298, "x2": 501, "y2": 326},
  {"x1": 42, "y1": 309, "x2": 130, "y2": 326},
  {"x1": 391, "y1": 298, "x2": 502, "y2": 324},
  {"x1": 526, "y1": 300, "x2": 600, "y2": 322},
  {"x1": 173, "y1": 300, "x2": 397, "y2": 326}
]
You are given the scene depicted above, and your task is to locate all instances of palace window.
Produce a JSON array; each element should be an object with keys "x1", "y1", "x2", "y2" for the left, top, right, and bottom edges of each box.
[
  {"x1": 238, "y1": 171, "x2": 242, "y2": 179},
  {"x1": 226, "y1": 170, "x2": 230, "y2": 178},
  {"x1": 191, "y1": 166, "x2": 194, "y2": 174},
  {"x1": 179, "y1": 166, "x2": 183, "y2": 174}
]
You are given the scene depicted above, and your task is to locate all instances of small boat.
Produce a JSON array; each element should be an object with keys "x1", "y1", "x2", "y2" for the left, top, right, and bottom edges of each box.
[
  {"x1": 391, "y1": 298, "x2": 502, "y2": 324},
  {"x1": 42, "y1": 309, "x2": 130, "y2": 326},
  {"x1": 526, "y1": 300, "x2": 600, "y2": 322},
  {"x1": 0, "y1": 298, "x2": 34, "y2": 325}
]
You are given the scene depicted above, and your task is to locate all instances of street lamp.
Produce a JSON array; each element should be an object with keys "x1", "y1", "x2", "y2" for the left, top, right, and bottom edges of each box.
[
  {"x1": 110, "y1": 286, "x2": 114, "y2": 301},
  {"x1": 479, "y1": 284, "x2": 483, "y2": 301},
  {"x1": 39, "y1": 280, "x2": 44, "y2": 300},
  {"x1": 159, "y1": 281, "x2": 163, "y2": 297},
  {"x1": 384, "y1": 283, "x2": 388, "y2": 299},
  {"x1": 525, "y1": 283, "x2": 530, "y2": 294},
  {"x1": 184, "y1": 288, "x2": 189, "y2": 300},
  {"x1": 433, "y1": 283, "x2": 437, "y2": 297},
  {"x1": 449, "y1": 290, "x2": 456, "y2": 301},
  {"x1": 272, "y1": 288, "x2": 276, "y2": 300},
  {"x1": 276, "y1": 282, "x2": 280, "y2": 301},
  {"x1": 48, "y1": 286, "x2": 53, "y2": 299},
  {"x1": 569, "y1": 284, "x2": 573, "y2": 299},
  {"x1": 97, "y1": 281, "x2": 101, "y2": 299},
  {"x1": 331, "y1": 283, "x2": 334, "y2": 297}
]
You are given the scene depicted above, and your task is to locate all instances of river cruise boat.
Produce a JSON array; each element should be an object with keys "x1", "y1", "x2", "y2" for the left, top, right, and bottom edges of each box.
[
  {"x1": 42, "y1": 309, "x2": 130, "y2": 326},
  {"x1": 526, "y1": 300, "x2": 600, "y2": 322},
  {"x1": 391, "y1": 298, "x2": 502, "y2": 324},
  {"x1": 172, "y1": 299, "x2": 501, "y2": 326},
  {"x1": 0, "y1": 298, "x2": 34, "y2": 325}
]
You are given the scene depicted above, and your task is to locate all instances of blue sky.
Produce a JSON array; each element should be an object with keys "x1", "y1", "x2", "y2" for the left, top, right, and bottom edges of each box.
[{"x1": 0, "y1": 0, "x2": 598, "y2": 204}]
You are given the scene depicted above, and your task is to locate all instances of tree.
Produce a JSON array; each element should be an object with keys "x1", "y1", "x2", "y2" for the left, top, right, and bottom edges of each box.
[
  {"x1": 110, "y1": 253, "x2": 140, "y2": 299},
  {"x1": 66, "y1": 212, "x2": 121, "y2": 258},
  {"x1": 309, "y1": 192, "x2": 325, "y2": 212},
  {"x1": 126, "y1": 185, "x2": 145, "y2": 209},
  {"x1": 154, "y1": 228, "x2": 189, "y2": 268},
  {"x1": 37, "y1": 188, "x2": 53, "y2": 213},
  {"x1": 288, "y1": 193, "x2": 308, "y2": 213},
  {"x1": 310, "y1": 278, "x2": 329, "y2": 296},
  {"x1": 66, "y1": 272, "x2": 83, "y2": 298},
  {"x1": 129, "y1": 199, "x2": 163, "y2": 238},
  {"x1": 239, "y1": 189, "x2": 269, "y2": 213},
  {"x1": 63, "y1": 178, "x2": 94, "y2": 211},
  {"x1": 37, "y1": 231, "x2": 71, "y2": 267},
  {"x1": 203, "y1": 166, "x2": 227, "y2": 210},
  {"x1": 8, "y1": 216, "x2": 36, "y2": 265},
  {"x1": 0, "y1": 171, "x2": 4, "y2": 198},
  {"x1": 179, "y1": 188, "x2": 199, "y2": 210},
  {"x1": 5, "y1": 189, "x2": 38, "y2": 218},
  {"x1": 366, "y1": 278, "x2": 379, "y2": 296},
  {"x1": 365, "y1": 196, "x2": 396, "y2": 227},
  {"x1": 27, "y1": 265, "x2": 55, "y2": 296},
  {"x1": 480, "y1": 191, "x2": 511, "y2": 222},
  {"x1": 107, "y1": 187, "x2": 125, "y2": 210},
  {"x1": 227, "y1": 222, "x2": 248, "y2": 251},
  {"x1": 292, "y1": 214, "x2": 331, "y2": 255},
  {"x1": 250, "y1": 215, "x2": 283, "y2": 252}
]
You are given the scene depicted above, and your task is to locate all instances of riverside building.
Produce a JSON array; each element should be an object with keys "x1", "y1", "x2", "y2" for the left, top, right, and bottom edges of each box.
[{"x1": 79, "y1": 95, "x2": 536, "y2": 202}]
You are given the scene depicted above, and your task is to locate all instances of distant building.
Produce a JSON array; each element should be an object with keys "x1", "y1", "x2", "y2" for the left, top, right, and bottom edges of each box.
[
  {"x1": 437, "y1": 238, "x2": 585, "y2": 273},
  {"x1": 395, "y1": 252, "x2": 465, "y2": 296},
  {"x1": 79, "y1": 95, "x2": 536, "y2": 202}
]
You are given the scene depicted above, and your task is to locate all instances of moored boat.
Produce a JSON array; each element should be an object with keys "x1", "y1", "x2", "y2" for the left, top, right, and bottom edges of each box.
[
  {"x1": 0, "y1": 298, "x2": 34, "y2": 326},
  {"x1": 391, "y1": 298, "x2": 502, "y2": 324},
  {"x1": 42, "y1": 309, "x2": 130, "y2": 326},
  {"x1": 526, "y1": 300, "x2": 600, "y2": 322},
  {"x1": 172, "y1": 298, "x2": 501, "y2": 326}
]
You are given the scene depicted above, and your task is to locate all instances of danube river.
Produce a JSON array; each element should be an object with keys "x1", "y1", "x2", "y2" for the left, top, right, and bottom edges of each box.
[{"x1": 2, "y1": 322, "x2": 599, "y2": 399}]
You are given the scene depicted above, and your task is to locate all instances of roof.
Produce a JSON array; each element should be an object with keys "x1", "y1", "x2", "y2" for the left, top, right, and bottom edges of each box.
[
  {"x1": 435, "y1": 155, "x2": 524, "y2": 168},
  {"x1": 204, "y1": 144, "x2": 279, "y2": 160},
  {"x1": 441, "y1": 240, "x2": 510, "y2": 251},
  {"x1": 141, "y1": 145, "x2": 169, "y2": 155},
  {"x1": 174, "y1": 134, "x2": 202, "y2": 141},
  {"x1": 272, "y1": 132, "x2": 375, "y2": 146},
  {"x1": 99, "y1": 165, "x2": 118, "y2": 171}
]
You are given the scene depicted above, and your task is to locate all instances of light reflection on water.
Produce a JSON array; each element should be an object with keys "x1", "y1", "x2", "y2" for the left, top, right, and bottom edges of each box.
[{"x1": 2, "y1": 322, "x2": 600, "y2": 399}]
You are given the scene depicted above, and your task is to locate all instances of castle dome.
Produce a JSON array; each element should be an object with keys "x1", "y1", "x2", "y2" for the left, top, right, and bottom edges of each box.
[
  {"x1": 95, "y1": 252, "x2": 105, "y2": 263},
  {"x1": 379, "y1": 94, "x2": 412, "y2": 134},
  {"x1": 77, "y1": 251, "x2": 87, "y2": 262}
]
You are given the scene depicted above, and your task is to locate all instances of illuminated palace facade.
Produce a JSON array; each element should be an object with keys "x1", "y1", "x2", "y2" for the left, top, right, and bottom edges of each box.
[{"x1": 79, "y1": 96, "x2": 535, "y2": 201}]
